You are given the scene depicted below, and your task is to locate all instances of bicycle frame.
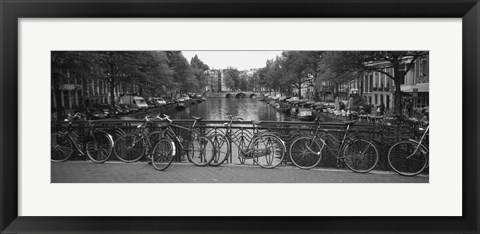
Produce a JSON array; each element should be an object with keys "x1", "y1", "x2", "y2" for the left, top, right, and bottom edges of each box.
[
  {"x1": 61, "y1": 121, "x2": 97, "y2": 156},
  {"x1": 406, "y1": 125, "x2": 429, "y2": 159},
  {"x1": 311, "y1": 123, "x2": 352, "y2": 159},
  {"x1": 161, "y1": 119, "x2": 202, "y2": 151}
]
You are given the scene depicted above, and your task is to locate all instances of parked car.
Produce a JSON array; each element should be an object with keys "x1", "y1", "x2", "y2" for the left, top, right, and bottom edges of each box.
[
  {"x1": 118, "y1": 103, "x2": 138, "y2": 113},
  {"x1": 98, "y1": 104, "x2": 119, "y2": 117},
  {"x1": 115, "y1": 104, "x2": 130, "y2": 115},
  {"x1": 145, "y1": 99, "x2": 155, "y2": 108},
  {"x1": 149, "y1": 97, "x2": 167, "y2": 107},
  {"x1": 79, "y1": 107, "x2": 105, "y2": 120},
  {"x1": 119, "y1": 95, "x2": 148, "y2": 110}
]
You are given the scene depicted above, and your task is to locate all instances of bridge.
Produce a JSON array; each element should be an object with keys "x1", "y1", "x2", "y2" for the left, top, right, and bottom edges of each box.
[{"x1": 205, "y1": 91, "x2": 264, "y2": 98}]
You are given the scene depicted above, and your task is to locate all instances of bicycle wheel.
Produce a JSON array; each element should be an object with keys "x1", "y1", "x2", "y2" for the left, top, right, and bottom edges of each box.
[
  {"x1": 343, "y1": 139, "x2": 379, "y2": 173},
  {"x1": 388, "y1": 141, "x2": 428, "y2": 176},
  {"x1": 86, "y1": 131, "x2": 114, "y2": 163},
  {"x1": 51, "y1": 133, "x2": 74, "y2": 162},
  {"x1": 250, "y1": 134, "x2": 285, "y2": 169},
  {"x1": 187, "y1": 135, "x2": 215, "y2": 166},
  {"x1": 209, "y1": 133, "x2": 230, "y2": 166},
  {"x1": 113, "y1": 133, "x2": 146, "y2": 162},
  {"x1": 289, "y1": 136, "x2": 324, "y2": 169},
  {"x1": 151, "y1": 138, "x2": 175, "y2": 171}
]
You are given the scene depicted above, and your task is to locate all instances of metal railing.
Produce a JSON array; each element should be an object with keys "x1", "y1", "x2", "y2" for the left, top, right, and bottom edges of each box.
[{"x1": 52, "y1": 118, "x2": 428, "y2": 172}]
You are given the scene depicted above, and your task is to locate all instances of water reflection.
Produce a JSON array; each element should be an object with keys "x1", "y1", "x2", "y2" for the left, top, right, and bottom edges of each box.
[{"x1": 164, "y1": 97, "x2": 293, "y2": 121}]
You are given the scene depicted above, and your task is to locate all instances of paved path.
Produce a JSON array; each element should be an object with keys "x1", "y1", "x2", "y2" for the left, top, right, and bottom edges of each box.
[{"x1": 51, "y1": 161, "x2": 428, "y2": 183}]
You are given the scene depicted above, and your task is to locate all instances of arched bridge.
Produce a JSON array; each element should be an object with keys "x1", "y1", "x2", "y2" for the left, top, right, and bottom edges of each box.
[{"x1": 206, "y1": 91, "x2": 264, "y2": 98}]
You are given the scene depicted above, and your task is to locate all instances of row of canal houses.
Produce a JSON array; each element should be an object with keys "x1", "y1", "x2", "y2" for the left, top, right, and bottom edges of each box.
[{"x1": 293, "y1": 53, "x2": 430, "y2": 112}]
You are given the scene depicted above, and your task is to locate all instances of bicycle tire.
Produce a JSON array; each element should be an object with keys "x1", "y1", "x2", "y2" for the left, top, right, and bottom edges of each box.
[
  {"x1": 343, "y1": 139, "x2": 379, "y2": 173},
  {"x1": 209, "y1": 133, "x2": 231, "y2": 166},
  {"x1": 51, "y1": 133, "x2": 74, "y2": 162},
  {"x1": 151, "y1": 138, "x2": 176, "y2": 171},
  {"x1": 113, "y1": 133, "x2": 146, "y2": 162},
  {"x1": 187, "y1": 135, "x2": 215, "y2": 166},
  {"x1": 387, "y1": 141, "x2": 428, "y2": 176},
  {"x1": 86, "y1": 130, "x2": 114, "y2": 163},
  {"x1": 250, "y1": 134, "x2": 286, "y2": 169},
  {"x1": 289, "y1": 136, "x2": 324, "y2": 169}
]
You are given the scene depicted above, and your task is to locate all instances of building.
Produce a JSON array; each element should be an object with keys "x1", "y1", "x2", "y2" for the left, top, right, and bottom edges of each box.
[
  {"x1": 341, "y1": 54, "x2": 429, "y2": 112},
  {"x1": 206, "y1": 69, "x2": 221, "y2": 92},
  {"x1": 51, "y1": 72, "x2": 140, "y2": 111}
]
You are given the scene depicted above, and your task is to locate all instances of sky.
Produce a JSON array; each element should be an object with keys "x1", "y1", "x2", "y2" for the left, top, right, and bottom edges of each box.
[{"x1": 181, "y1": 51, "x2": 283, "y2": 70}]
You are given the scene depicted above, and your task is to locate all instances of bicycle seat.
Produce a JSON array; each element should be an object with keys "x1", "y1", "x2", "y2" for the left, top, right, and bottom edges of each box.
[
  {"x1": 191, "y1": 116, "x2": 203, "y2": 121},
  {"x1": 251, "y1": 120, "x2": 262, "y2": 125},
  {"x1": 343, "y1": 120, "x2": 356, "y2": 126}
]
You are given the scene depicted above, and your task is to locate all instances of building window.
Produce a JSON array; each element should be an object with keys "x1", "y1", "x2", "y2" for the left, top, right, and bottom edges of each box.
[
  {"x1": 369, "y1": 74, "x2": 373, "y2": 92},
  {"x1": 375, "y1": 94, "x2": 378, "y2": 104},
  {"x1": 419, "y1": 57, "x2": 428, "y2": 77},
  {"x1": 380, "y1": 74, "x2": 384, "y2": 88}
]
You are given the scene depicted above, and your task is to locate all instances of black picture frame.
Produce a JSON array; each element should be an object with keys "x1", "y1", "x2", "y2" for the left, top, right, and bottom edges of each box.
[{"x1": 1, "y1": 0, "x2": 478, "y2": 233}]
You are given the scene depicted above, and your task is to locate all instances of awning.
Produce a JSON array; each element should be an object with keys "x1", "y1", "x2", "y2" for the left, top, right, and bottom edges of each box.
[{"x1": 400, "y1": 83, "x2": 429, "y2": 93}]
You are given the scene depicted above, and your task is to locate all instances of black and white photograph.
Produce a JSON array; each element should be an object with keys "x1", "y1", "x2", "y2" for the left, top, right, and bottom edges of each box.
[{"x1": 51, "y1": 50, "x2": 429, "y2": 183}]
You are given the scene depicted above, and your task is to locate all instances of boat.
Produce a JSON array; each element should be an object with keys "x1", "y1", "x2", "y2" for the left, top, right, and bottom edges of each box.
[
  {"x1": 303, "y1": 100, "x2": 315, "y2": 108},
  {"x1": 176, "y1": 102, "x2": 186, "y2": 110},
  {"x1": 289, "y1": 107, "x2": 299, "y2": 116},
  {"x1": 297, "y1": 108, "x2": 315, "y2": 121}
]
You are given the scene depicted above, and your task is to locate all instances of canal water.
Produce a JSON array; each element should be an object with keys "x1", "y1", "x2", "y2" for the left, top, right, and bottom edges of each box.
[{"x1": 158, "y1": 97, "x2": 296, "y2": 121}]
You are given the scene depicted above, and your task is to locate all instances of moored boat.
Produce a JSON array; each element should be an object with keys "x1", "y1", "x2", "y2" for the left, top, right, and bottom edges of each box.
[
  {"x1": 298, "y1": 108, "x2": 315, "y2": 121},
  {"x1": 289, "y1": 107, "x2": 299, "y2": 116},
  {"x1": 176, "y1": 102, "x2": 186, "y2": 109}
]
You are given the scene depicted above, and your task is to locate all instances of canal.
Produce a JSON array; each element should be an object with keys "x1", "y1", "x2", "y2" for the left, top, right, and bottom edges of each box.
[{"x1": 151, "y1": 97, "x2": 296, "y2": 121}]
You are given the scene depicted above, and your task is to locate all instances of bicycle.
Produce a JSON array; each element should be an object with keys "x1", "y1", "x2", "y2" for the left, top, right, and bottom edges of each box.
[
  {"x1": 113, "y1": 114, "x2": 172, "y2": 166},
  {"x1": 152, "y1": 114, "x2": 216, "y2": 167},
  {"x1": 209, "y1": 113, "x2": 286, "y2": 169},
  {"x1": 289, "y1": 118, "x2": 379, "y2": 172},
  {"x1": 51, "y1": 113, "x2": 114, "y2": 163},
  {"x1": 387, "y1": 124, "x2": 429, "y2": 176}
]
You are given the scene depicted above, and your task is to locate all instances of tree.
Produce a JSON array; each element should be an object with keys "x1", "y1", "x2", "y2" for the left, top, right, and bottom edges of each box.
[
  {"x1": 51, "y1": 51, "x2": 104, "y2": 121},
  {"x1": 316, "y1": 51, "x2": 362, "y2": 99},
  {"x1": 190, "y1": 55, "x2": 210, "y2": 93},
  {"x1": 282, "y1": 51, "x2": 317, "y2": 98},
  {"x1": 135, "y1": 51, "x2": 174, "y2": 97},
  {"x1": 239, "y1": 72, "x2": 249, "y2": 91},
  {"x1": 166, "y1": 51, "x2": 196, "y2": 95},
  {"x1": 223, "y1": 67, "x2": 241, "y2": 91}
]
